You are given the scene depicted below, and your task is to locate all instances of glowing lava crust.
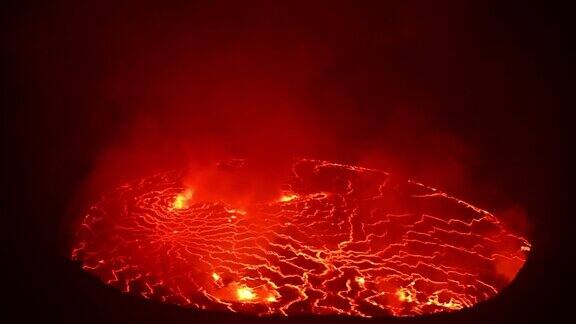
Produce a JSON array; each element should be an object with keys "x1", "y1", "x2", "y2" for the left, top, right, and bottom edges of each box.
[{"x1": 71, "y1": 159, "x2": 530, "y2": 317}]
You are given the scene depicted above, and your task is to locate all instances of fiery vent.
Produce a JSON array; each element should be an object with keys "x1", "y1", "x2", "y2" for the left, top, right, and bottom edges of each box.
[{"x1": 71, "y1": 159, "x2": 530, "y2": 317}]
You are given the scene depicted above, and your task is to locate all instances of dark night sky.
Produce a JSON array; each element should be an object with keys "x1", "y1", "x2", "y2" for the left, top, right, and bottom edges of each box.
[{"x1": 1, "y1": 1, "x2": 572, "y2": 323}]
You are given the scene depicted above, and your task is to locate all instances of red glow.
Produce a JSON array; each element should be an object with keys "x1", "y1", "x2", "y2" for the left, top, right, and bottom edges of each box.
[{"x1": 71, "y1": 159, "x2": 530, "y2": 317}]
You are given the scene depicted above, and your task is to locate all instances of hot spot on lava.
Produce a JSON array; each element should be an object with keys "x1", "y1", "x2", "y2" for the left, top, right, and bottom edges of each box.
[{"x1": 71, "y1": 159, "x2": 530, "y2": 317}]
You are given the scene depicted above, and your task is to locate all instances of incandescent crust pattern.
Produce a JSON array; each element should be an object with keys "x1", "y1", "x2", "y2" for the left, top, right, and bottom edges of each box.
[{"x1": 71, "y1": 159, "x2": 530, "y2": 317}]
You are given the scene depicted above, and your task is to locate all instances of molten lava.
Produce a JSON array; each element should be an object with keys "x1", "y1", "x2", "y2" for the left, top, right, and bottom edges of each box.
[
  {"x1": 172, "y1": 188, "x2": 194, "y2": 210},
  {"x1": 71, "y1": 159, "x2": 530, "y2": 317}
]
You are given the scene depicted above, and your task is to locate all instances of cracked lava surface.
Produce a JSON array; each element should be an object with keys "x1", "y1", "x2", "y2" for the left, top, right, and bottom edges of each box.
[{"x1": 71, "y1": 159, "x2": 530, "y2": 317}]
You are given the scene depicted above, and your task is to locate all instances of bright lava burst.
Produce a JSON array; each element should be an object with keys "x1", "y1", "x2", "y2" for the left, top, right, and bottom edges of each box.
[{"x1": 71, "y1": 159, "x2": 530, "y2": 317}]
